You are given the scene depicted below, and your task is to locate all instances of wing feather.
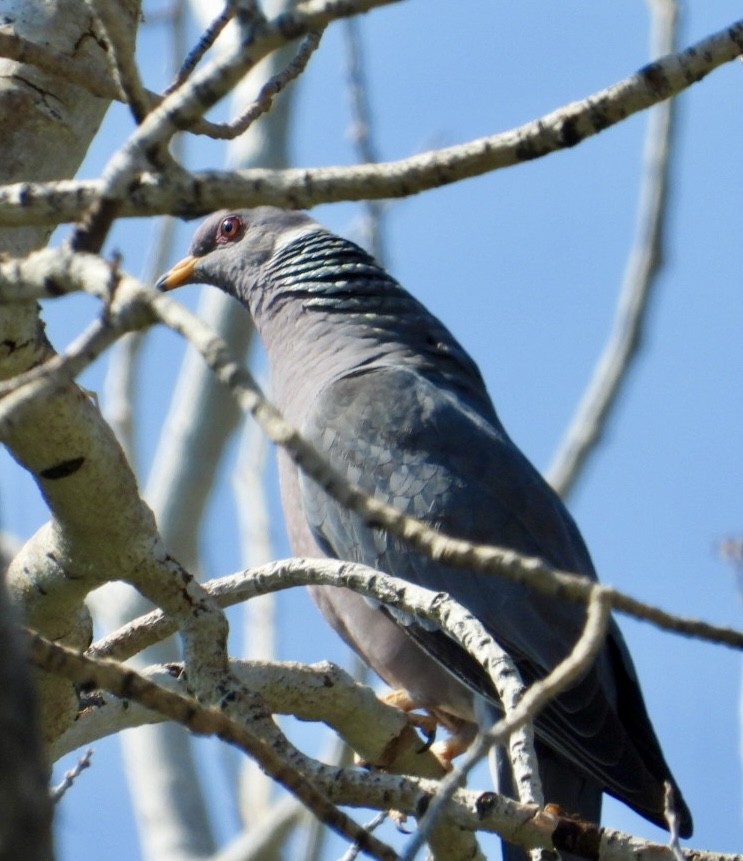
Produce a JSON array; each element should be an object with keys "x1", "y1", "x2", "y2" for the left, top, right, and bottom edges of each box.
[{"x1": 299, "y1": 365, "x2": 687, "y2": 831}]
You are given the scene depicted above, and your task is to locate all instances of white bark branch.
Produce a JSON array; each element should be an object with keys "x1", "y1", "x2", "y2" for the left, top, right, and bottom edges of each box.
[
  {"x1": 30, "y1": 628, "x2": 740, "y2": 861},
  {"x1": 26, "y1": 629, "x2": 399, "y2": 861},
  {"x1": 547, "y1": 0, "x2": 680, "y2": 497},
  {"x1": 52, "y1": 658, "x2": 447, "y2": 779},
  {"x1": 0, "y1": 0, "x2": 141, "y2": 744},
  {"x1": 0, "y1": 18, "x2": 739, "y2": 228}
]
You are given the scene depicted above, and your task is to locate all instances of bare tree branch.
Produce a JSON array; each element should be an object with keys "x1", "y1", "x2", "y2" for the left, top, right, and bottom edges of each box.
[
  {"x1": 68, "y1": 0, "x2": 405, "y2": 253},
  {"x1": 343, "y1": 17, "x2": 388, "y2": 262},
  {"x1": 0, "y1": 17, "x2": 740, "y2": 227},
  {"x1": 49, "y1": 749, "x2": 94, "y2": 803},
  {"x1": 547, "y1": 0, "x2": 680, "y2": 497},
  {"x1": 165, "y1": 2, "x2": 235, "y2": 94},
  {"x1": 25, "y1": 629, "x2": 400, "y2": 861},
  {"x1": 84, "y1": 555, "x2": 743, "y2": 699},
  {"x1": 52, "y1": 658, "x2": 447, "y2": 779},
  {"x1": 34, "y1": 626, "x2": 743, "y2": 861},
  {"x1": 87, "y1": 0, "x2": 151, "y2": 122},
  {"x1": 200, "y1": 29, "x2": 323, "y2": 139}
]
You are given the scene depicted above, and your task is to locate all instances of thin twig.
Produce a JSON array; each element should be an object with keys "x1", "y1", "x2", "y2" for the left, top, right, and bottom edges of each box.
[
  {"x1": 546, "y1": 0, "x2": 680, "y2": 497},
  {"x1": 343, "y1": 17, "x2": 387, "y2": 262},
  {"x1": 49, "y1": 749, "x2": 94, "y2": 802},
  {"x1": 340, "y1": 813, "x2": 389, "y2": 861},
  {"x1": 165, "y1": 2, "x2": 235, "y2": 94},
  {"x1": 202, "y1": 30, "x2": 324, "y2": 140}
]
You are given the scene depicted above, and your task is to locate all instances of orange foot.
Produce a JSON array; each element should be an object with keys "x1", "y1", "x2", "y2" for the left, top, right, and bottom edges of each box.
[
  {"x1": 379, "y1": 689, "x2": 478, "y2": 770},
  {"x1": 380, "y1": 689, "x2": 438, "y2": 739},
  {"x1": 429, "y1": 720, "x2": 478, "y2": 767}
]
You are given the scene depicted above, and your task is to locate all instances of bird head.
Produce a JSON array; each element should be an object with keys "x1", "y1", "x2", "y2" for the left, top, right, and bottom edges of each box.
[{"x1": 156, "y1": 206, "x2": 318, "y2": 304}]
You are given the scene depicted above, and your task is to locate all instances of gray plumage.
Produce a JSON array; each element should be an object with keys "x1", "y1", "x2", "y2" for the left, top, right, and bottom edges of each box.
[{"x1": 157, "y1": 207, "x2": 693, "y2": 855}]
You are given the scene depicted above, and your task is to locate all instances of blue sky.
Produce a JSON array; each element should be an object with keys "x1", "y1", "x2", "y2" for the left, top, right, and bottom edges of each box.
[{"x1": 5, "y1": 1, "x2": 742, "y2": 858}]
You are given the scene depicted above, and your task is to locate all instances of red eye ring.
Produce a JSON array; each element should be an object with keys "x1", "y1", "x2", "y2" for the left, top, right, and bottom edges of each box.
[{"x1": 216, "y1": 215, "x2": 243, "y2": 244}]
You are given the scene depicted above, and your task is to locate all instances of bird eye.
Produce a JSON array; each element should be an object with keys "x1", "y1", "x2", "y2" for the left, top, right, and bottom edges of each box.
[{"x1": 216, "y1": 215, "x2": 243, "y2": 244}]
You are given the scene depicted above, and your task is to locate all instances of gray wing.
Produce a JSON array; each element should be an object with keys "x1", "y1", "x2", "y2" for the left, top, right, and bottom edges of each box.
[{"x1": 299, "y1": 365, "x2": 691, "y2": 835}]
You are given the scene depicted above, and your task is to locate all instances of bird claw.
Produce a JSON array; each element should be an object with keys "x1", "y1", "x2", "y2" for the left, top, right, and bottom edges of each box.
[
  {"x1": 379, "y1": 689, "x2": 439, "y2": 746},
  {"x1": 389, "y1": 809, "x2": 413, "y2": 833},
  {"x1": 379, "y1": 688, "x2": 479, "y2": 770}
]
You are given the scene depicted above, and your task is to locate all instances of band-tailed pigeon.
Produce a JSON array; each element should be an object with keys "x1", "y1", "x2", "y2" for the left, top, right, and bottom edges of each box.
[{"x1": 157, "y1": 207, "x2": 692, "y2": 855}]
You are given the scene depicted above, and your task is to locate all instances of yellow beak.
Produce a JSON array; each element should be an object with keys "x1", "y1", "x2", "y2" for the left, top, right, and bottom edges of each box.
[{"x1": 156, "y1": 255, "x2": 199, "y2": 291}]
